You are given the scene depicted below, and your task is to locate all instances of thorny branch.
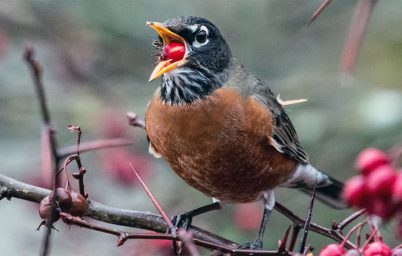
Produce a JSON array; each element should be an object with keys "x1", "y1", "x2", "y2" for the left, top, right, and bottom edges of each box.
[
  {"x1": 24, "y1": 46, "x2": 61, "y2": 256},
  {"x1": 58, "y1": 138, "x2": 134, "y2": 158},
  {"x1": 0, "y1": 169, "x2": 368, "y2": 255}
]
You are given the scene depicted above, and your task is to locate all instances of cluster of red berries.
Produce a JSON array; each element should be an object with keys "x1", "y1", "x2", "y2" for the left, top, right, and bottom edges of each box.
[
  {"x1": 320, "y1": 241, "x2": 401, "y2": 256},
  {"x1": 320, "y1": 147, "x2": 402, "y2": 256},
  {"x1": 342, "y1": 148, "x2": 401, "y2": 219}
]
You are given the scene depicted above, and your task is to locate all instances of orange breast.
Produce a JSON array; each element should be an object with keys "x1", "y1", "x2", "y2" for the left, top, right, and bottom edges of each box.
[{"x1": 145, "y1": 87, "x2": 296, "y2": 203}]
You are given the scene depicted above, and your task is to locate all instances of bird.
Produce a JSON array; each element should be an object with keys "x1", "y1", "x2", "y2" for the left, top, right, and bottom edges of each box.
[{"x1": 145, "y1": 16, "x2": 346, "y2": 250}]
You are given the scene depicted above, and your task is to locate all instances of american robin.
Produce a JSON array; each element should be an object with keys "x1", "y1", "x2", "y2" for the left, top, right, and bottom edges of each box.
[{"x1": 145, "y1": 16, "x2": 346, "y2": 249}]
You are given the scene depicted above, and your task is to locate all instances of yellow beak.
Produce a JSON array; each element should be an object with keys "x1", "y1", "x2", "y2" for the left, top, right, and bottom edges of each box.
[{"x1": 147, "y1": 21, "x2": 188, "y2": 82}]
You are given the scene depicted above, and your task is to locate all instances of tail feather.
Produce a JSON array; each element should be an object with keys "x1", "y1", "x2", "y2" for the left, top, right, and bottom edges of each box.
[{"x1": 282, "y1": 164, "x2": 348, "y2": 209}]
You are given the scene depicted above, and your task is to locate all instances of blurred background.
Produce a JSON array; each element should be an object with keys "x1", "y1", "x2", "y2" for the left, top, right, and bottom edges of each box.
[{"x1": 0, "y1": 1, "x2": 401, "y2": 255}]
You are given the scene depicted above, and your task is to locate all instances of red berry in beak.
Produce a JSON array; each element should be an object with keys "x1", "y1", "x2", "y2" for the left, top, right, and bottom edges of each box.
[
  {"x1": 356, "y1": 148, "x2": 390, "y2": 176},
  {"x1": 363, "y1": 241, "x2": 392, "y2": 256},
  {"x1": 319, "y1": 244, "x2": 345, "y2": 256},
  {"x1": 342, "y1": 175, "x2": 368, "y2": 208},
  {"x1": 164, "y1": 41, "x2": 185, "y2": 63}
]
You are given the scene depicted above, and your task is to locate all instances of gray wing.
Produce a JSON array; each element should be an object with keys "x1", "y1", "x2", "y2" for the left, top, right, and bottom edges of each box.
[
  {"x1": 253, "y1": 88, "x2": 309, "y2": 164},
  {"x1": 224, "y1": 60, "x2": 309, "y2": 164},
  {"x1": 225, "y1": 58, "x2": 308, "y2": 164}
]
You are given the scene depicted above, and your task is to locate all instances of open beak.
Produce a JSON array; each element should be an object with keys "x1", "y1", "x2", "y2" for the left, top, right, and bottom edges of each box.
[{"x1": 147, "y1": 21, "x2": 188, "y2": 82}]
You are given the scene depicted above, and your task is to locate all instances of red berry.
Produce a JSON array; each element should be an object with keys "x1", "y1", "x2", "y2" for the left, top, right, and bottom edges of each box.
[
  {"x1": 392, "y1": 173, "x2": 402, "y2": 203},
  {"x1": 369, "y1": 198, "x2": 397, "y2": 219},
  {"x1": 363, "y1": 242, "x2": 392, "y2": 256},
  {"x1": 38, "y1": 195, "x2": 60, "y2": 226},
  {"x1": 66, "y1": 191, "x2": 88, "y2": 217},
  {"x1": 342, "y1": 175, "x2": 368, "y2": 208},
  {"x1": 233, "y1": 203, "x2": 261, "y2": 230},
  {"x1": 164, "y1": 42, "x2": 185, "y2": 62},
  {"x1": 366, "y1": 166, "x2": 396, "y2": 198},
  {"x1": 320, "y1": 244, "x2": 345, "y2": 256},
  {"x1": 356, "y1": 148, "x2": 390, "y2": 176},
  {"x1": 49, "y1": 187, "x2": 72, "y2": 211}
]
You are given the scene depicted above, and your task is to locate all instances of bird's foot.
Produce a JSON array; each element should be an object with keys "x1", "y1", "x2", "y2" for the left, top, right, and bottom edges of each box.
[
  {"x1": 170, "y1": 212, "x2": 193, "y2": 232},
  {"x1": 168, "y1": 212, "x2": 193, "y2": 256},
  {"x1": 238, "y1": 239, "x2": 263, "y2": 250}
]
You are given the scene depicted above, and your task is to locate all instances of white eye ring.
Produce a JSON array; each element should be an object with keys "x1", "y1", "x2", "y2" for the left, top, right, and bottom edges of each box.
[{"x1": 193, "y1": 25, "x2": 209, "y2": 48}]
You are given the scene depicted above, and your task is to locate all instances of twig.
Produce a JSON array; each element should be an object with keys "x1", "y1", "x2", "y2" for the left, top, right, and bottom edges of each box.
[
  {"x1": 0, "y1": 174, "x2": 236, "y2": 248},
  {"x1": 60, "y1": 212, "x2": 283, "y2": 255},
  {"x1": 24, "y1": 46, "x2": 61, "y2": 256},
  {"x1": 67, "y1": 125, "x2": 81, "y2": 157},
  {"x1": 129, "y1": 162, "x2": 176, "y2": 235},
  {"x1": 307, "y1": 0, "x2": 333, "y2": 26},
  {"x1": 299, "y1": 184, "x2": 317, "y2": 253},
  {"x1": 275, "y1": 203, "x2": 355, "y2": 249},
  {"x1": 67, "y1": 127, "x2": 88, "y2": 198},
  {"x1": 288, "y1": 224, "x2": 301, "y2": 251},
  {"x1": 339, "y1": 0, "x2": 378, "y2": 81},
  {"x1": 60, "y1": 212, "x2": 175, "y2": 246},
  {"x1": 58, "y1": 138, "x2": 135, "y2": 158},
  {"x1": 336, "y1": 209, "x2": 366, "y2": 231},
  {"x1": 127, "y1": 112, "x2": 146, "y2": 129},
  {"x1": 278, "y1": 225, "x2": 292, "y2": 252}
]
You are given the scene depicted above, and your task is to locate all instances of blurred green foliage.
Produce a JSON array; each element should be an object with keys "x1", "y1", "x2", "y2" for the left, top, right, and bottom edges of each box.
[{"x1": 0, "y1": 1, "x2": 401, "y2": 255}]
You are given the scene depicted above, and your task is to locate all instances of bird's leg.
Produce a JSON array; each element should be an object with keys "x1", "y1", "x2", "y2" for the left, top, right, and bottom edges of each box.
[
  {"x1": 238, "y1": 191, "x2": 275, "y2": 250},
  {"x1": 170, "y1": 199, "x2": 222, "y2": 255},
  {"x1": 170, "y1": 199, "x2": 222, "y2": 232}
]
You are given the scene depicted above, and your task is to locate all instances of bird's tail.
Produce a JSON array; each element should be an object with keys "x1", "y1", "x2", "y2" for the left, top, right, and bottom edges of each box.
[{"x1": 281, "y1": 164, "x2": 347, "y2": 209}]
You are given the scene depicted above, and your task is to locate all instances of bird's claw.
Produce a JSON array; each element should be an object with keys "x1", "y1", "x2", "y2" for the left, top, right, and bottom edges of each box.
[
  {"x1": 168, "y1": 212, "x2": 193, "y2": 255},
  {"x1": 170, "y1": 212, "x2": 193, "y2": 232}
]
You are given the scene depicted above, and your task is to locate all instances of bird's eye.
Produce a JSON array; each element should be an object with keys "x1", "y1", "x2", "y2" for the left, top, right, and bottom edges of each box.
[{"x1": 195, "y1": 30, "x2": 207, "y2": 44}]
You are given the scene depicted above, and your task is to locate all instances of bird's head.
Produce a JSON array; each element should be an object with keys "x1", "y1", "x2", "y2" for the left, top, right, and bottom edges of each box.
[{"x1": 147, "y1": 16, "x2": 232, "y2": 104}]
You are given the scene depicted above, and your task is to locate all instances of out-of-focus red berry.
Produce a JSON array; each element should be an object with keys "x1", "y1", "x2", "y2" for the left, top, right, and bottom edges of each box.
[
  {"x1": 356, "y1": 148, "x2": 390, "y2": 176},
  {"x1": 366, "y1": 166, "x2": 396, "y2": 198},
  {"x1": 233, "y1": 203, "x2": 262, "y2": 230},
  {"x1": 363, "y1": 241, "x2": 392, "y2": 256},
  {"x1": 164, "y1": 41, "x2": 185, "y2": 63},
  {"x1": 101, "y1": 148, "x2": 150, "y2": 186},
  {"x1": 392, "y1": 173, "x2": 402, "y2": 203},
  {"x1": 392, "y1": 248, "x2": 402, "y2": 256},
  {"x1": 342, "y1": 175, "x2": 367, "y2": 208},
  {"x1": 369, "y1": 198, "x2": 397, "y2": 219},
  {"x1": 100, "y1": 109, "x2": 128, "y2": 138},
  {"x1": 319, "y1": 244, "x2": 345, "y2": 256}
]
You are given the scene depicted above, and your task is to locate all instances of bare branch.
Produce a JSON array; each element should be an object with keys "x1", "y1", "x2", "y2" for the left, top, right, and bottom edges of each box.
[
  {"x1": 58, "y1": 138, "x2": 135, "y2": 158},
  {"x1": 308, "y1": 0, "x2": 333, "y2": 26},
  {"x1": 126, "y1": 112, "x2": 146, "y2": 129},
  {"x1": 339, "y1": 0, "x2": 378, "y2": 80},
  {"x1": 24, "y1": 47, "x2": 62, "y2": 256},
  {"x1": 0, "y1": 174, "x2": 235, "y2": 248}
]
